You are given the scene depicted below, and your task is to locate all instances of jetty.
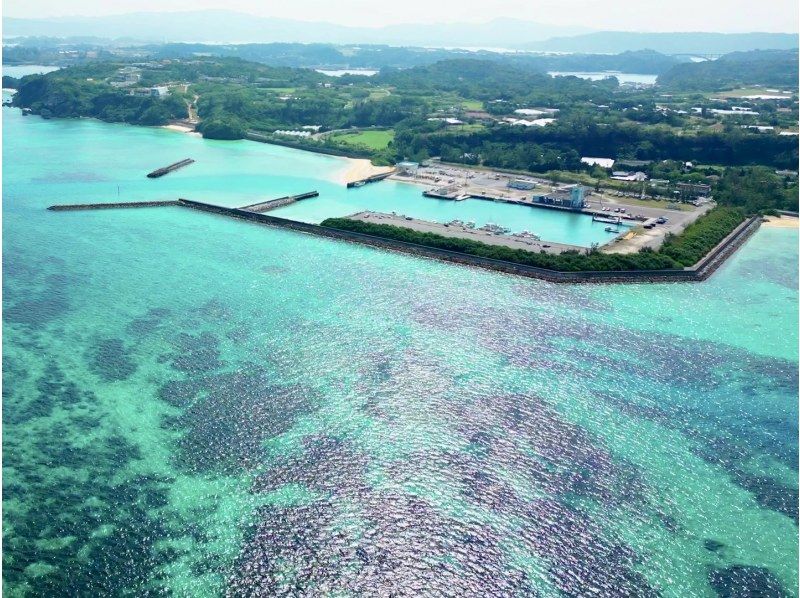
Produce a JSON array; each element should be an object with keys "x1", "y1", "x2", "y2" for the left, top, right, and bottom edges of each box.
[
  {"x1": 346, "y1": 171, "x2": 394, "y2": 189},
  {"x1": 146, "y1": 159, "x2": 195, "y2": 179},
  {"x1": 238, "y1": 191, "x2": 319, "y2": 213},
  {"x1": 47, "y1": 200, "x2": 180, "y2": 211}
]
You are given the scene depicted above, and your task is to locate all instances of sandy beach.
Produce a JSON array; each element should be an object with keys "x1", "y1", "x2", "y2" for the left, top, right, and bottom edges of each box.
[
  {"x1": 336, "y1": 158, "x2": 393, "y2": 184},
  {"x1": 763, "y1": 215, "x2": 799, "y2": 228},
  {"x1": 162, "y1": 124, "x2": 201, "y2": 136}
]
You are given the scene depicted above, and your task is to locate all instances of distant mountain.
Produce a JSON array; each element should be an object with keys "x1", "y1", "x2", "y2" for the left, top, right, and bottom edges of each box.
[
  {"x1": 3, "y1": 11, "x2": 589, "y2": 47},
  {"x1": 657, "y1": 49, "x2": 799, "y2": 90},
  {"x1": 525, "y1": 31, "x2": 799, "y2": 55}
]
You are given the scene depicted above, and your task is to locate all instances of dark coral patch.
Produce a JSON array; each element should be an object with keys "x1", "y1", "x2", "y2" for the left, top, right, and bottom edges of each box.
[
  {"x1": 164, "y1": 332, "x2": 224, "y2": 373},
  {"x1": 709, "y1": 565, "x2": 789, "y2": 598},
  {"x1": 89, "y1": 338, "x2": 137, "y2": 382},
  {"x1": 162, "y1": 369, "x2": 316, "y2": 474}
]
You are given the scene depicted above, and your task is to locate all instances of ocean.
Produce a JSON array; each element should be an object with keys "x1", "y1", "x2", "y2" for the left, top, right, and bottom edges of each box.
[{"x1": 3, "y1": 95, "x2": 798, "y2": 596}]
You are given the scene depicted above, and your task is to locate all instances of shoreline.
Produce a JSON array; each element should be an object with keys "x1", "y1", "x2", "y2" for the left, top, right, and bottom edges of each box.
[
  {"x1": 161, "y1": 123, "x2": 202, "y2": 136},
  {"x1": 763, "y1": 215, "x2": 799, "y2": 228},
  {"x1": 335, "y1": 158, "x2": 393, "y2": 185}
]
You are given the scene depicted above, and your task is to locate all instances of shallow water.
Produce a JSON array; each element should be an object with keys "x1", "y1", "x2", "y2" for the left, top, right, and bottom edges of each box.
[{"x1": 3, "y1": 102, "x2": 798, "y2": 597}]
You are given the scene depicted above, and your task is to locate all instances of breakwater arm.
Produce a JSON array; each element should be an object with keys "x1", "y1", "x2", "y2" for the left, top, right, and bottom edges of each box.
[
  {"x1": 47, "y1": 200, "x2": 180, "y2": 211},
  {"x1": 239, "y1": 191, "x2": 319, "y2": 213},
  {"x1": 146, "y1": 159, "x2": 195, "y2": 178},
  {"x1": 174, "y1": 198, "x2": 761, "y2": 284}
]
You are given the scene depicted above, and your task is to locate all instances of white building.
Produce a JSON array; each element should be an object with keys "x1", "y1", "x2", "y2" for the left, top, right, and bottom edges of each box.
[{"x1": 581, "y1": 157, "x2": 615, "y2": 169}]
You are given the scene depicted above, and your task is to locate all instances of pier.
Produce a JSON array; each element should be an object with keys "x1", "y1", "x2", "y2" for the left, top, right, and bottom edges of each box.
[
  {"x1": 239, "y1": 191, "x2": 319, "y2": 213},
  {"x1": 346, "y1": 171, "x2": 394, "y2": 188},
  {"x1": 146, "y1": 158, "x2": 195, "y2": 178},
  {"x1": 47, "y1": 200, "x2": 180, "y2": 211}
]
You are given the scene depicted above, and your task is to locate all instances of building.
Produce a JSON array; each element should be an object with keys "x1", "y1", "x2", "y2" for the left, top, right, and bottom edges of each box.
[
  {"x1": 150, "y1": 86, "x2": 169, "y2": 98},
  {"x1": 396, "y1": 161, "x2": 419, "y2": 176},
  {"x1": 677, "y1": 182, "x2": 712, "y2": 199},
  {"x1": 533, "y1": 185, "x2": 585, "y2": 210},
  {"x1": 508, "y1": 178, "x2": 536, "y2": 190},
  {"x1": 581, "y1": 157, "x2": 615, "y2": 169},
  {"x1": 610, "y1": 171, "x2": 648, "y2": 182},
  {"x1": 427, "y1": 117, "x2": 464, "y2": 125}
]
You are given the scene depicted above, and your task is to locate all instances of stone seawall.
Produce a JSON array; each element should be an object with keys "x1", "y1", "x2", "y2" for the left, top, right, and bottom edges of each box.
[
  {"x1": 245, "y1": 131, "x2": 372, "y2": 159},
  {"x1": 176, "y1": 199, "x2": 761, "y2": 284}
]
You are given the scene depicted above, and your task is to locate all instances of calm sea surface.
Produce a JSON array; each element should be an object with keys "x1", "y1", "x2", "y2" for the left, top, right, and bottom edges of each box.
[
  {"x1": 548, "y1": 71, "x2": 658, "y2": 85},
  {"x1": 3, "y1": 91, "x2": 798, "y2": 596}
]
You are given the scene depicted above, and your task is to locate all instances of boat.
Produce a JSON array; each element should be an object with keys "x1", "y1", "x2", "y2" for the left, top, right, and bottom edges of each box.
[
  {"x1": 605, "y1": 226, "x2": 620, "y2": 233},
  {"x1": 352, "y1": 181, "x2": 366, "y2": 188},
  {"x1": 592, "y1": 214, "x2": 622, "y2": 225}
]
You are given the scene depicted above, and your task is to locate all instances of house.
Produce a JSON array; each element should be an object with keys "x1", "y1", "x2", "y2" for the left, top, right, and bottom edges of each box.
[
  {"x1": 396, "y1": 161, "x2": 419, "y2": 175},
  {"x1": 150, "y1": 86, "x2": 169, "y2": 98},
  {"x1": 611, "y1": 171, "x2": 648, "y2": 182},
  {"x1": 427, "y1": 117, "x2": 464, "y2": 125},
  {"x1": 677, "y1": 182, "x2": 712, "y2": 199},
  {"x1": 463, "y1": 111, "x2": 494, "y2": 122}
]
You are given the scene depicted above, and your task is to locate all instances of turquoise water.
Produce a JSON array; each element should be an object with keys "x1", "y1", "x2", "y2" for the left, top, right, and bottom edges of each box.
[
  {"x1": 272, "y1": 185, "x2": 623, "y2": 247},
  {"x1": 0, "y1": 82, "x2": 619, "y2": 247},
  {"x1": 3, "y1": 100, "x2": 798, "y2": 596}
]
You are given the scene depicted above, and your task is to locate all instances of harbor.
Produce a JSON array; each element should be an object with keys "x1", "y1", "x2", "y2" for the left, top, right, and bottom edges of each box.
[{"x1": 346, "y1": 211, "x2": 580, "y2": 254}]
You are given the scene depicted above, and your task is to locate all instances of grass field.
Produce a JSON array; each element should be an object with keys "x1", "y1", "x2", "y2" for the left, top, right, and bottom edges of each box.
[
  {"x1": 461, "y1": 99, "x2": 484, "y2": 110},
  {"x1": 368, "y1": 88, "x2": 392, "y2": 100},
  {"x1": 335, "y1": 129, "x2": 395, "y2": 150}
]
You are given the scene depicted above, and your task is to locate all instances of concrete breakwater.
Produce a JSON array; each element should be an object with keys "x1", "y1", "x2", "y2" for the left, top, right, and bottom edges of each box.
[
  {"x1": 239, "y1": 191, "x2": 319, "y2": 213},
  {"x1": 45, "y1": 197, "x2": 759, "y2": 283},
  {"x1": 146, "y1": 158, "x2": 195, "y2": 178},
  {"x1": 47, "y1": 200, "x2": 180, "y2": 211},
  {"x1": 346, "y1": 171, "x2": 394, "y2": 189},
  {"x1": 174, "y1": 199, "x2": 761, "y2": 284}
]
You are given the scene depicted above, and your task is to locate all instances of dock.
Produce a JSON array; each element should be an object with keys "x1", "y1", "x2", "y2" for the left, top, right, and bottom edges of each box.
[
  {"x1": 146, "y1": 159, "x2": 195, "y2": 178},
  {"x1": 47, "y1": 200, "x2": 180, "y2": 211},
  {"x1": 346, "y1": 171, "x2": 394, "y2": 188},
  {"x1": 238, "y1": 191, "x2": 319, "y2": 213},
  {"x1": 592, "y1": 214, "x2": 624, "y2": 225},
  {"x1": 423, "y1": 185, "x2": 469, "y2": 200}
]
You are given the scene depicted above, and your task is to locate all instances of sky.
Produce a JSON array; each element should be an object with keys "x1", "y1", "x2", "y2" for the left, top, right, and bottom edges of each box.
[{"x1": 2, "y1": 0, "x2": 798, "y2": 32}]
